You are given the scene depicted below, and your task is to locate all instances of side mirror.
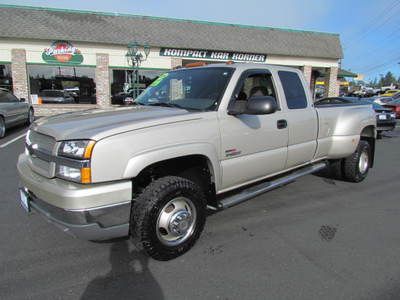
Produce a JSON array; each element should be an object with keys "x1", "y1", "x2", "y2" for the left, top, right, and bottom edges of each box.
[
  {"x1": 228, "y1": 96, "x2": 278, "y2": 115},
  {"x1": 20, "y1": 98, "x2": 26, "y2": 102},
  {"x1": 246, "y1": 96, "x2": 278, "y2": 115}
]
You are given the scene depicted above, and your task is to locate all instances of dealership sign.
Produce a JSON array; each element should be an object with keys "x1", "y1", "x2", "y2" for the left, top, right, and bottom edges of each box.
[
  {"x1": 160, "y1": 48, "x2": 266, "y2": 63},
  {"x1": 42, "y1": 41, "x2": 83, "y2": 65}
]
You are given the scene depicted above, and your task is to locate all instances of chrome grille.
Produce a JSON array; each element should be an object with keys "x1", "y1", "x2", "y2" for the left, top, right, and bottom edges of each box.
[
  {"x1": 28, "y1": 130, "x2": 56, "y2": 153},
  {"x1": 26, "y1": 130, "x2": 56, "y2": 178}
]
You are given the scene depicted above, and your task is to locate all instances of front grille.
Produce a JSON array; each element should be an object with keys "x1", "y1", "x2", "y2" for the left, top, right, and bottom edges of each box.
[
  {"x1": 27, "y1": 130, "x2": 56, "y2": 178},
  {"x1": 27, "y1": 130, "x2": 56, "y2": 154}
]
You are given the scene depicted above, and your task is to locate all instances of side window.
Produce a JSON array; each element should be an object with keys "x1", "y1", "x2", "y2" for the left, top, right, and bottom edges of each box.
[
  {"x1": 235, "y1": 73, "x2": 277, "y2": 101},
  {"x1": 278, "y1": 71, "x2": 308, "y2": 109},
  {"x1": 0, "y1": 91, "x2": 7, "y2": 103},
  {"x1": 5, "y1": 92, "x2": 18, "y2": 102}
]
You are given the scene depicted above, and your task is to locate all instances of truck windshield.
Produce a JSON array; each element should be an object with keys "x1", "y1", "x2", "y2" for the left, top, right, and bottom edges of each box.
[{"x1": 135, "y1": 67, "x2": 234, "y2": 111}]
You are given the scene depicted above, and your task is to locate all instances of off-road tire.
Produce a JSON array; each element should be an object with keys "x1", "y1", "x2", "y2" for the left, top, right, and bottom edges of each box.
[
  {"x1": 130, "y1": 176, "x2": 207, "y2": 261},
  {"x1": 343, "y1": 140, "x2": 371, "y2": 182}
]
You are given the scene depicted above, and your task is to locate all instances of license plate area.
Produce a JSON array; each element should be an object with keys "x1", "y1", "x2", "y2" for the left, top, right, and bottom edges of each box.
[
  {"x1": 19, "y1": 189, "x2": 31, "y2": 212},
  {"x1": 379, "y1": 114, "x2": 387, "y2": 120}
]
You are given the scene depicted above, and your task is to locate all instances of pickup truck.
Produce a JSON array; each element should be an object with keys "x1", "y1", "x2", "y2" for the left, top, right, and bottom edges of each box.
[{"x1": 17, "y1": 63, "x2": 376, "y2": 260}]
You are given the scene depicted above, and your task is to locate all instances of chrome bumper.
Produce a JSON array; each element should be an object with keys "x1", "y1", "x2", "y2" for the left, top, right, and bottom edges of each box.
[{"x1": 17, "y1": 154, "x2": 132, "y2": 240}]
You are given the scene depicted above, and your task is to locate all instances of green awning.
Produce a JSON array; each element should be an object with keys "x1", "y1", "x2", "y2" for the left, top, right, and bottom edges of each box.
[
  {"x1": 337, "y1": 69, "x2": 357, "y2": 78},
  {"x1": 318, "y1": 68, "x2": 358, "y2": 78}
]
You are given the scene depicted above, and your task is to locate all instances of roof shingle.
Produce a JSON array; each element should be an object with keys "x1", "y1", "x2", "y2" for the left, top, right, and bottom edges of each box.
[{"x1": 0, "y1": 5, "x2": 343, "y2": 59}]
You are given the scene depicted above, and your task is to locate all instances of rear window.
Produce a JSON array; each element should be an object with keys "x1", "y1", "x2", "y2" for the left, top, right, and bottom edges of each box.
[{"x1": 278, "y1": 71, "x2": 308, "y2": 109}]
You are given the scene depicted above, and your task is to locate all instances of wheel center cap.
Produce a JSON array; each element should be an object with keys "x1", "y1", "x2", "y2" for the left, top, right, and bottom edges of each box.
[{"x1": 169, "y1": 211, "x2": 192, "y2": 236}]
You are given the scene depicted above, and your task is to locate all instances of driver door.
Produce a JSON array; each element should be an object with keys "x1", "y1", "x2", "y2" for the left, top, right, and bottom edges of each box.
[{"x1": 218, "y1": 70, "x2": 289, "y2": 191}]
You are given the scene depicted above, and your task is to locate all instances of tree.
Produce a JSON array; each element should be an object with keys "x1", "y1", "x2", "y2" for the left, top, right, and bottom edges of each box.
[{"x1": 379, "y1": 71, "x2": 397, "y2": 87}]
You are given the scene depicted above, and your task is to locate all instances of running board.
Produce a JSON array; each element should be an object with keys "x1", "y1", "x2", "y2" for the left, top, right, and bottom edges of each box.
[{"x1": 217, "y1": 162, "x2": 327, "y2": 210}]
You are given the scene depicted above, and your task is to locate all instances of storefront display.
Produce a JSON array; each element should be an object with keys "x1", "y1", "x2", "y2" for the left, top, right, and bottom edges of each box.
[
  {"x1": 28, "y1": 65, "x2": 96, "y2": 104},
  {"x1": 0, "y1": 64, "x2": 12, "y2": 91},
  {"x1": 111, "y1": 69, "x2": 165, "y2": 104}
]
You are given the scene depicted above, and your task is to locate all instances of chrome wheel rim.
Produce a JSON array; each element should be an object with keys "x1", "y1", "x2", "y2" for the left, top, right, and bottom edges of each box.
[
  {"x1": 359, "y1": 150, "x2": 369, "y2": 174},
  {"x1": 156, "y1": 197, "x2": 197, "y2": 246}
]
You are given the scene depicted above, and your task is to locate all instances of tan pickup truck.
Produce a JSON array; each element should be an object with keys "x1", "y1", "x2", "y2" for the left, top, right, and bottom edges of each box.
[{"x1": 18, "y1": 63, "x2": 376, "y2": 260}]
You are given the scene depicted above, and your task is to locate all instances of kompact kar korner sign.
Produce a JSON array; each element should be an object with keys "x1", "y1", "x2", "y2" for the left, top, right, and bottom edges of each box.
[{"x1": 160, "y1": 48, "x2": 267, "y2": 62}]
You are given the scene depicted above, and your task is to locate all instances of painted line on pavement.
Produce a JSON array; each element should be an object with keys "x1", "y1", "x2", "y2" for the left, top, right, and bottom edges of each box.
[{"x1": 0, "y1": 133, "x2": 26, "y2": 148}]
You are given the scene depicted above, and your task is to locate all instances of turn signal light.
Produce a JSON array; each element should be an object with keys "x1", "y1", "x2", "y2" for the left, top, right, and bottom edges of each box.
[{"x1": 81, "y1": 168, "x2": 92, "y2": 184}]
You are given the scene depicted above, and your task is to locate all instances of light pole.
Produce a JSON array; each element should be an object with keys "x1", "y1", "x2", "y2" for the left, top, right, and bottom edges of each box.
[{"x1": 126, "y1": 42, "x2": 150, "y2": 99}]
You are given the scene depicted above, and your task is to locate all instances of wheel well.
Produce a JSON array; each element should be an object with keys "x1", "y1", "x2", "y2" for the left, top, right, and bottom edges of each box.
[
  {"x1": 360, "y1": 125, "x2": 375, "y2": 167},
  {"x1": 132, "y1": 155, "x2": 216, "y2": 205}
]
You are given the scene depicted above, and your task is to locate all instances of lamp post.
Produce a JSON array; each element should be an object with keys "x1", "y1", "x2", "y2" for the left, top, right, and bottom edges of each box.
[{"x1": 126, "y1": 42, "x2": 150, "y2": 99}]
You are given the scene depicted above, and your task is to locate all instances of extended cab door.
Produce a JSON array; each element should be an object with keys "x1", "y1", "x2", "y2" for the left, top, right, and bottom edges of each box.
[
  {"x1": 218, "y1": 69, "x2": 289, "y2": 191},
  {"x1": 277, "y1": 70, "x2": 318, "y2": 168}
]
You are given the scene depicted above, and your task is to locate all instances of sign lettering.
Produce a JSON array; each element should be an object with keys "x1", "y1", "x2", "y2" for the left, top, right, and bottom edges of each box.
[{"x1": 160, "y1": 48, "x2": 266, "y2": 63}]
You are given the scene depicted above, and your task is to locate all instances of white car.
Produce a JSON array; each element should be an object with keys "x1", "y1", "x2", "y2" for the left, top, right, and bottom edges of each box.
[{"x1": 373, "y1": 96, "x2": 393, "y2": 106}]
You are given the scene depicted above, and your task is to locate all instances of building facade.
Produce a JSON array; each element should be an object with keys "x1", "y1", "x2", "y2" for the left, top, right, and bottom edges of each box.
[{"x1": 0, "y1": 5, "x2": 344, "y2": 115}]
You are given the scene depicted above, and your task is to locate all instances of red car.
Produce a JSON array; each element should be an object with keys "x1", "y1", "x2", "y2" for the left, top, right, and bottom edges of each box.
[{"x1": 384, "y1": 99, "x2": 400, "y2": 118}]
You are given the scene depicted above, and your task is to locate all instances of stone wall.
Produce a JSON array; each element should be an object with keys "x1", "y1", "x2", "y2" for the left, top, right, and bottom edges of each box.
[
  {"x1": 11, "y1": 49, "x2": 29, "y2": 100},
  {"x1": 95, "y1": 53, "x2": 111, "y2": 107},
  {"x1": 302, "y1": 65, "x2": 312, "y2": 90},
  {"x1": 33, "y1": 104, "x2": 98, "y2": 117},
  {"x1": 324, "y1": 67, "x2": 339, "y2": 97},
  {"x1": 171, "y1": 57, "x2": 182, "y2": 69}
]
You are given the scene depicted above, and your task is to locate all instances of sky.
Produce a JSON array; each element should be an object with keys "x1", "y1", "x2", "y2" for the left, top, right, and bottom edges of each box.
[{"x1": 1, "y1": 0, "x2": 400, "y2": 82}]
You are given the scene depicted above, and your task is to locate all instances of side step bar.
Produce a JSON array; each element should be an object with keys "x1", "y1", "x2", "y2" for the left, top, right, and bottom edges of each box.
[{"x1": 217, "y1": 162, "x2": 327, "y2": 210}]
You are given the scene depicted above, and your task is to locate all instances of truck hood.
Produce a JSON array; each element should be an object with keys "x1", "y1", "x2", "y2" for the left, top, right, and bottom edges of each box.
[{"x1": 32, "y1": 106, "x2": 197, "y2": 141}]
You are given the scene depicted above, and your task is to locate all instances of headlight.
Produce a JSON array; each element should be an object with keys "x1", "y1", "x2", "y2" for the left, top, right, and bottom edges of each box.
[
  {"x1": 58, "y1": 140, "x2": 95, "y2": 159},
  {"x1": 56, "y1": 140, "x2": 95, "y2": 184},
  {"x1": 390, "y1": 113, "x2": 396, "y2": 119}
]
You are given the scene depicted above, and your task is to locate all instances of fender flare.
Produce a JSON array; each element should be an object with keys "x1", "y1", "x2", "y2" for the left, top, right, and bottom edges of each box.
[{"x1": 123, "y1": 143, "x2": 221, "y2": 191}]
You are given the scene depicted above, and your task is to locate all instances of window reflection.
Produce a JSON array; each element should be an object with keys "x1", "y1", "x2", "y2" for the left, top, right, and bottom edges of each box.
[
  {"x1": 28, "y1": 65, "x2": 96, "y2": 104},
  {"x1": 111, "y1": 69, "x2": 165, "y2": 105},
  {"x1": 0, "y1": 64, "x2": 12, "y2": 91}
]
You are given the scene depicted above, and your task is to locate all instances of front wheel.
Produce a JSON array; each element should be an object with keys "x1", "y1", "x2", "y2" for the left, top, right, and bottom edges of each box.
[
  {"x1": 343, "y1": 140, "x2": 371, "y2": 182},
  {"x1": 130, "y1": 176, "x2": 206, "y2": 260}
]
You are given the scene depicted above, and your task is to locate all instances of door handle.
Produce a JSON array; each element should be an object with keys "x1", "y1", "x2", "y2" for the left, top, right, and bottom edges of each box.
[{"x1": 277, "y1": 119, "x2": 287, "y2": 129}]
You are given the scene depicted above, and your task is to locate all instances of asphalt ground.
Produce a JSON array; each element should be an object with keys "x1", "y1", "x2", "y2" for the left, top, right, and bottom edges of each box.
[{"x1": 1, "y1": 124, "x2": 400, "y2": 300}]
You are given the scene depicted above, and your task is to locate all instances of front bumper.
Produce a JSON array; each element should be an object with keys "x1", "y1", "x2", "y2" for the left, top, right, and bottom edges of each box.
[{"x1": 17, "y1": 154, "x2": 132, "y2": 240}]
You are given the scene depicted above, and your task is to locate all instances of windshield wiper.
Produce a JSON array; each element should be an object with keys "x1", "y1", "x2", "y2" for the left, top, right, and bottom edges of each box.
[{"x1": 147, "y1": 102, "x2": 187, "y2": 110}]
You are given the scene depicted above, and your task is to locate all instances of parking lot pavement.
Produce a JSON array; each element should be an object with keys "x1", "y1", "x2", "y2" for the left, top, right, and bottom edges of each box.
[{"x1": 1, "y1": 127, "x2": 400, "y2": 300}]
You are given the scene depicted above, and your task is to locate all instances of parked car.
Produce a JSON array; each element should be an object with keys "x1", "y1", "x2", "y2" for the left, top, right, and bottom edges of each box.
[
  {"x1": 0, "y1": 89, "x2": 34, "y2": 138},
  {"x1": 111, "y1": 90, "x2": 135, "y2": 105},
  {"x1": 391, "y1": 91, "x2": 400, "y2": 100},
  {"x1": 381, "y1": 89, "x2": 400, "y2": 97},
  {"x1": 39, "y1": 89, "x2": 75, "y2": 104},
  {"x1": 383, "y1": 99, "x2": 400, "y2": 118},
  {"x1": 317, "y1": 97, "x2": 396, "y2": 138},
  {"x1": 18, "y1": 63, "x2": 376, "y2": 260},
  {"x1": 372, "y1": 96, "x2": 394, "y2": 105}
]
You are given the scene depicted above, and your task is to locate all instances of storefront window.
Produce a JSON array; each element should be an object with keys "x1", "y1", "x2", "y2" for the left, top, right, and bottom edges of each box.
[
  {"x1": 111, "y1": 69, "x2": 165, "y2": 105},
  {"x1": 28, "y1": 65, "x2": 96, "y2": 104},
  {"x1": 0, "y1": 64, "x2": 12, "y2": 92}
]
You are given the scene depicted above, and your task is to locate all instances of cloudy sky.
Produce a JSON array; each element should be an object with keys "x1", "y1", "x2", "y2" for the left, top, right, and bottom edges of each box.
[{"x1": 1, "y1": 0, "x2": 400, "y2": 81}]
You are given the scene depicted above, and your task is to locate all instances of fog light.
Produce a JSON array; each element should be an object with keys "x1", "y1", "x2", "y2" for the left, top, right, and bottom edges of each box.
[{"x1": 57, "y1": 165, "x2": 81, "y2": 181}]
